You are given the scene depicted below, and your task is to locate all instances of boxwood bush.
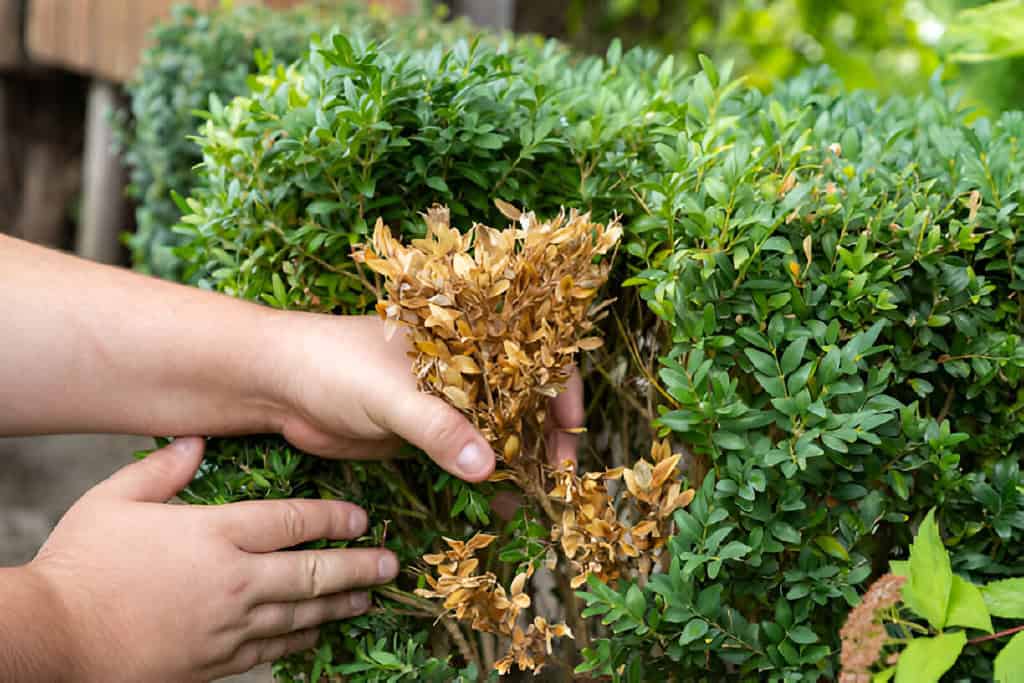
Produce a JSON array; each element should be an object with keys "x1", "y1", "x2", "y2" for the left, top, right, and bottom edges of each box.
[
  {"x1": 148, "y1": 6, "x2": 1024, "y2": 681},
  {"x1": 118, "y1": 1, "x2": 481, "y2": 280}
]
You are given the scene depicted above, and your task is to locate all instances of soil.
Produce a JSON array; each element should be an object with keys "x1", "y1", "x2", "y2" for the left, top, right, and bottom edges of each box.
[{"x1": 0, "y1": 434, "x2": 271, "y2": 682}]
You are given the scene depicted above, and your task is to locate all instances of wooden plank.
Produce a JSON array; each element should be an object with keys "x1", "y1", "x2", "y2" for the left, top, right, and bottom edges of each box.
[
  {"x1": 6, "y1": 71, "x2": 85, "y2": 248},
  {"x1": 454, "y1": 0, "x2": 516, "y2": 30},
  {"x1": 0, "y1": 0, "x2": 24, "y2": 68},
  {"x1": 75, "y1": 79, "x2": 125, "y2": 263},
  {"x1": 25, "y1": 0, "x2": 410, "y2": 84}
]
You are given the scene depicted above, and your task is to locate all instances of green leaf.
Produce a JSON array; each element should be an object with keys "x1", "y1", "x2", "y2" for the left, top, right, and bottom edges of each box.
[
  {"x1": 995, "y1": 630, "x2": 1024, "y2": 683},
  {"x1": 426, "y1": 176, "x2": 450, "y2": 193},
  {"x1": 271, "y1": 273, "x2": 288, "y2": 308},
  {"x1": 904, "y1": 509, "x2": 952, "y2": 630},
  {"x1": 946, "y1": 575, "x2": 993, "y2": 634},
  {"x1": 894, "y1": 631, "x2": 967, "y2": 683},
  {"x1": 679, "y1": 619, "x2": 709, "y2": 645},
  {"x1": 712, "y1": 431, "x2": 746, "y2": 450},
  {"x1": 625, "y1": 584, "x2": 646, "y2": 619},
  {"x1": 983, "y1": 578, "x2": 1024, "y2": 619},
  {"x1": 788, "y1": 625, "x2": 818, "y2": 644},
  {"x1": 697, "y1": 53, "x2": 718, "y2": 87},
  {"x1": 745, "y1": 348, "x2": 778, "y2": 375},
  {"x1": 874, "y1": 667, "x2": 896, "y2": 683},
  {"x1": 780, "y1": 337, "x2": 808, "y2": 375},
  {"x1": 814, "y1": 535, "x2": 850, "y2": 561}
]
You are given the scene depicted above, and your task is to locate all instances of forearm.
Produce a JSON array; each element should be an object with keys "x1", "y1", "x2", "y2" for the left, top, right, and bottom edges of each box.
[
  {"x1": 0, "y1": 566, "x2": 79, "y2": 682},
  {"x1": 0, "y1": 234, "x2": 283, "y2": 437}
]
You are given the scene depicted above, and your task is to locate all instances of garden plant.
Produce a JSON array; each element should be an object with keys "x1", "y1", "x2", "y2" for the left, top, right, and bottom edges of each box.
[{"x1": 122, "y1": 2, "x2": 1024, "y2": 680}]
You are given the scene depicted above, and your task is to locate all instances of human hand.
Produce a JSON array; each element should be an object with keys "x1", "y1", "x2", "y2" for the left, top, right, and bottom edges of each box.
[
  {"x1": 269, "y1": 314, "x2": 583, "y2": 482},
  {"x1": 28, "y1": 438, "x2": 396, "y2": 682}
]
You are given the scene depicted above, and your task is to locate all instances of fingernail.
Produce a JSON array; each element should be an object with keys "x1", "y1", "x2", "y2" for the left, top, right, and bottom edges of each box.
[
  {"x1": 348, "y1": 508, "x2": 368, "y2": 536},
  {"x1": 351, "y1": 592, "x2": 370, "y2": 612},
  {"x1": 378, "y1": 553, "x2": 399, "y2": 581},
  {"x1": 455, "y1": 443, "x2": 491, "y2": 477},
  {"x1": 169, "y1": 437, "x2": 199, "y2": 453}
]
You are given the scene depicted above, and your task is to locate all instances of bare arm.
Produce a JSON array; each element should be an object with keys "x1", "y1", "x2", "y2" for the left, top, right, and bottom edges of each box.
[
  {"x1": 0, "y1": 233, "x2": 280, "y2": 438},
  {"x1": 0, "y1": 235, "x2": 583, "y2": 478}
]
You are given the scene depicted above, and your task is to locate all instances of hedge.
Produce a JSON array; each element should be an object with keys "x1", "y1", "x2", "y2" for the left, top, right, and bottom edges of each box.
[{"x1": 132, "y1": 4, "x2": 1024, "y2": 681}]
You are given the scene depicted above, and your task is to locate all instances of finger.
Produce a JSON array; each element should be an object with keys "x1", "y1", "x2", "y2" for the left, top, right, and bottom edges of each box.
[
  {"x1": 246, "y1": 592, "x2": 370, "y2": 639},
  {"x1": 313, "y1": 436, "x2": 404, "y2": 461},
  {"x1": 253, "y1": 548, "x2": 399, "y2": 602},
  {"x1": 547, "y1": 428, "x2": 579, "y2": 468},
  {"x1": 218, "y1": 499, "x2": 369, "y2": 553},
  {"x1": 548, "y1": 367, "x2": 584, "y2": 466},
  {"x1": 551, "y1": 367, "x2": 585, "y2": 430},
  {"x1": 94, "y1": 437, "x2": 204, "y2": 503},
  {"x1": 375, "y1": 392, "x2": 495, "y2": 482},
  {"x1": 223, "y1": 627, "x2": 320, "y2": 675}
]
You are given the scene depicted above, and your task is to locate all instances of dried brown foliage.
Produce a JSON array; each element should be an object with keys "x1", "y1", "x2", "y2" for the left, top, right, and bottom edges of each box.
[
  {"x1": 355, "y1": 204, "x2": 695, "y2": 676},
  {"x1": 550, "y1": 440, "x2": 695, "y2": 588},
  {"x1": 415, "y1": 533, "x2": 573, "y2": 675},
  {"x1": 838, "y1": 573, "x2": 906, "y2": 682},
  {"x1": 353, "y1": 201, "x2": 620, "y2": 471}
]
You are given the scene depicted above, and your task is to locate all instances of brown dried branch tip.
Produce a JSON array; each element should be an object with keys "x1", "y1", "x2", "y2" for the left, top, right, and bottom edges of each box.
[
  {"x1": 838, "y1": 573, "x2": 906, "y2": 683},
  {"x1": 352, "y1": 201, "x2": 621, "y2": 465},
  {"x1": 415, "y1": 533, "x2": 572, "y2": 675},
  {"x1": 550, "y1": 440, "x2": 696, "y2": 589},
  {"x1": 354, "y1": 203, "x2": 637, "y2": 676}
]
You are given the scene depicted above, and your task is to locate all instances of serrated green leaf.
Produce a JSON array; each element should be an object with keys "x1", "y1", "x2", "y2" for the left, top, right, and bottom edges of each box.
[
  {"x1": 904, "y1": 509, "x2": 952, "y2": 630},
  {"x1": 983, "y1": 578, "x2": 1024, "y2": 619},
  {"x1": 946, "y1": 575, "x2": 993, "y2": 633},
  {"x1": 994, "y1": 630, "x2": 1024, "y2": 683},
  {"x1": 894, "y1": 632, "x2": 966, "y2": 683}
]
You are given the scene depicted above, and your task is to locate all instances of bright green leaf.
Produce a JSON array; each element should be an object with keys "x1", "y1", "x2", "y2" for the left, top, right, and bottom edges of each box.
[
  {"x1": 994, "y1": 630, "x2": 1024, "y2": 683},
  {"x1": 946, "y1": 575, "x2": 993, "y2": 634},
  {"x1": 904, "y1": 509, "x2": 952, "y2": 630},
  {"x1": 895, "y1": 631, "x2": 967, "y2": 683},
  {"x1": 983, "y1": 578, "x2": 1024, "y2": 619}
]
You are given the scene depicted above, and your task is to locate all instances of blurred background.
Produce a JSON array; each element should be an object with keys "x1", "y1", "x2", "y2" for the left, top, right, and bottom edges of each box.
[{"x1": 0, "y1": 1, "x2": 1022, "y2": 680}]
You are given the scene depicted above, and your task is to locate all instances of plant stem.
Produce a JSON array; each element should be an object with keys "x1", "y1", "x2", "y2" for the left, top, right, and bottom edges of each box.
[{"x1": 969, "y1": 623, "x2": 1024, "y2": 645}]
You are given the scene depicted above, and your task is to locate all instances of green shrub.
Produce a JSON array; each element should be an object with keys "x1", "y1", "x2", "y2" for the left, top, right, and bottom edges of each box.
[
  {"x1": 160, "y1": 11, "x2": 1024, "y2": 682},
  {"x1": 119, "y1": 2, "x2": 482, "y2": 281},
  {"x1": 118, "y1": 3, "x2": 332, "y2": 279}
]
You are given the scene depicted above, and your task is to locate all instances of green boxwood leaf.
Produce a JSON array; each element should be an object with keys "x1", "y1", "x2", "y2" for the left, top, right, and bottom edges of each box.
[
  {"x1": 713, "y1": 431, "x2": 746, "y2": 450},
  {"x1": 814, "y1": 535, "x2": 850, "y2": 561},
  {"x1": 679, "y1": 619, "x2": 709, "y2": 645},
  {"x1": 788, "y1": 625, "x2": 818, "y2": 644}
]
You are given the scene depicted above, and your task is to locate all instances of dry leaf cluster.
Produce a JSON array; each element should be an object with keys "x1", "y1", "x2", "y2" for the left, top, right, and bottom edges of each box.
[
  {"x1": 353, "y1": 203, "x2": 689, "y2": 677},
  {"x1": 549, "y1": 439, "x2": 695, "y2": 588},
  {"x1": 414, "y1": 533, "x2": 573, "y2": 675},
  {"x1": 352, "y1": 202, "x2": 621, "y2": 473}
]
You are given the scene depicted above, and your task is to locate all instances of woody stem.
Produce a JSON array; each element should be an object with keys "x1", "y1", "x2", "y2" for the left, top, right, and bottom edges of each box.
[{"x1": 517, "y1": 430, "x2": 559, "y2": 524}]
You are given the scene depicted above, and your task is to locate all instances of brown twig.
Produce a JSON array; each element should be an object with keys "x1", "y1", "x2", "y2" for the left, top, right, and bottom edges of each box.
[
  {"x1": 969, "y1": 623, "x2": 1024, "y2": 645},
  {"x1": 377, "y1": 586, "x2": 481, "y2": 673}
]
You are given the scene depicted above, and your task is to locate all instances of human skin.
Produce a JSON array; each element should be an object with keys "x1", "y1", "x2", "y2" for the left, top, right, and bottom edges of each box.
[{"x1": 0, "y1": 234, "x2": 582, "y2": 681}]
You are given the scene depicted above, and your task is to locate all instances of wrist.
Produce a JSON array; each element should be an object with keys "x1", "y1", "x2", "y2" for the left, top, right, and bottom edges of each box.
[
  {"x1": 254, "y1": 307, "x2": 314, "y2": 436},
  {"x1": 0, "y1": 565, "x2": 82, "y2": 682}
]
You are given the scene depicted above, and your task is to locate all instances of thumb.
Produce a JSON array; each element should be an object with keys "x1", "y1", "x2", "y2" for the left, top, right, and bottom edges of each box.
[
  {"x1": 96, "y1": 437, "x2": 205, "y2": 502},
  {"x1": 382, "y1": 393, "x2": 495, "y2": 482}
]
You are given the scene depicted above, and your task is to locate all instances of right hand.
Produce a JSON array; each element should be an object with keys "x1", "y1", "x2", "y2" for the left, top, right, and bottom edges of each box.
[{"x1": 29, "y1": 437, "x2": 396, "y2": 682}]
